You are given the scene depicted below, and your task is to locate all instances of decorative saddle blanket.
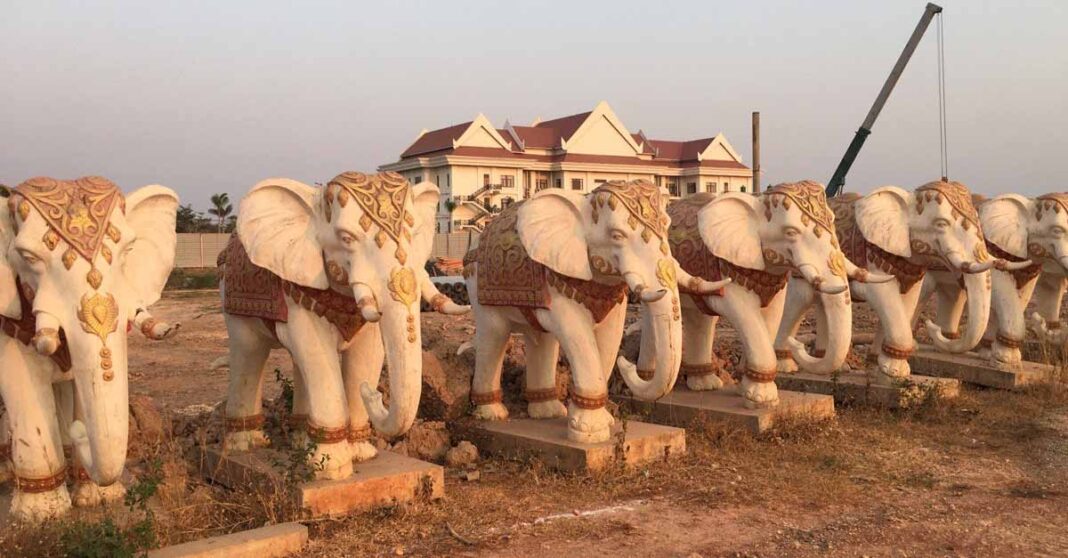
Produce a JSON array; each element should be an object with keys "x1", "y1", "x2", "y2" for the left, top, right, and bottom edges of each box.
[
  {"x1": 668, "y1": 194, "x2": 786, "y2": 315},
  {"x1": 830, "y1": 194, "x2": 926, "y2": 294},
  {"x1": 220, "y1": 235, "x2": 365, "y2": 342},
  {"x1": 468, "y1": 202, "x2": 626, "y2": 327}
]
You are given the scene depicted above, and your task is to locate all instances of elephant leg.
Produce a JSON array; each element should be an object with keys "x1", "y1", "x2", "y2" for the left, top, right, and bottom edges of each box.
[
  {"x1": 287, "y1": 363, "x2": 311, "y2": 451},
  {"x1": 540, "y1": 300, "x2": 614, "y2": 444},
  {"x1": 0, "y1": 337, "x2": 72, "y2": 521},
  {"x1": 341, "y1": 323, "x2": 383, "y2": 463},
  {"x1": 52, "y1": 381, "x2": 74, "y2": 469},
  {"x1": 276, "y1": 311, "x2": 353, "y2": 481},
  {"x1": 761, "y1": 288, "x2": 787, "y2": 341},
  {"x1": 989, "y1": 273, "x2": 1035, "y2": 363},
  {"x1": 70, "y1": 390, "x2": 125, "y2": 508},
  {"x1": 1032, "y1": 273, "x2": 1067, "y2": 346},
  {"x1": 774, "y1": 277, "x2": 815, "y2": 374},
  {"x1": 864, "y1": 280, "x2": 918, "y2": 384},
  {"x1": 0, "y1": 409, "x2": 10, "y2": 484},
  {"x1": 932, "y1": 283, "x2": 966, "y2": 342},
  {"x1": 470, "y1": 305, "x2": 513, "y2": 421},
  {"x1": 222, "y1": 314, "x2": 273, "y2": 452},
  {"x1": 680, "y1": 305, "x2": 723, "y2": 391},
  {"x1": 715, "y1": 288, "x2": 780, "y2": 409},
  {"x1": 523, "y1": 331, "x2": 566, "y2": 419},
  {"x1": 596, "y1": 301, "x2": 628, "y2": 384}
]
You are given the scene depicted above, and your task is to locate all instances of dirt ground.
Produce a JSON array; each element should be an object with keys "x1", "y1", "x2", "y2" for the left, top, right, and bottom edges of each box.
[{"x1": 5, "y1": 289, "x2": 1068, "y2": 557}]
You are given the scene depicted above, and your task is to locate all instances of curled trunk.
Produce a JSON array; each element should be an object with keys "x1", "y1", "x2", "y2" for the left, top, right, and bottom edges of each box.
[
  {"x1": 617, "y1": 290, "x2": 682, "y2": 400},
  {"x1": 786, "y1": 289, "x2": 853, "y2": 373},
  {"x1": 926, "y1": 270, "x2": 991, "y2": 352},
  {"x1": 359, "y1": 285, "x2": 421, "y2": 438}
]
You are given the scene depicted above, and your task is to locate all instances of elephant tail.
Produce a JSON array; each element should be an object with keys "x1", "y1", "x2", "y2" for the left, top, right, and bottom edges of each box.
[{"x1": 210, "y1": 355, "x2": 229, "y2": 370}]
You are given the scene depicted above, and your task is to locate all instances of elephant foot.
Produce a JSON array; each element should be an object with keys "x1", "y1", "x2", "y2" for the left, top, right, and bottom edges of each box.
[
  {"x1": 312, "y1": 441, "x2": 354, "y2": 480},
  {"x1": 874, "y1": 357, "x2": 910, "y2": 386},
  {"x1": 776, "y1": 357, "x2": 799, "y2": 374},
  {"x1": 10, "y1": 486, "x2": 72, "y2": 522},
  {"x1": 472, "y1": 403, "x2": 509, "y2": 421},
  {"x1": 72, "y1": 481, "x2": 126, "y2": 508},
  {"x1": 528, "y1": 400, "x2": 567, "y2": 419},
  {"x1": 990, "y1": 343, "x2": 1022, "y2": 366},
  {"x1": 567, "y1": 406, "x2": 615, "y2": 444},
  {"x1": 350, "y1": 441, "x2": 378, "y2": 463},
  {"x1": 741, "y1": 378, "x2": 779, "y2": 409},
  {"x1": 223, "y1": 430, "x2": 270, "y2": 452},
  {"x1": 686, "y1": 373, "x2": 724, "y2": 392}
]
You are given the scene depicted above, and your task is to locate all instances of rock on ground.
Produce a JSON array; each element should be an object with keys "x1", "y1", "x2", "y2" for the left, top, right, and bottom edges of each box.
[
  {"x1": 128, "y1": 394, "x2": 166, "y2": 458},
  {"x1": 401, "y1": 420, "x2": 451, "y2": 462},
  {"x1": 445, "y1": 441, "x2": 479, "y2": 468}
]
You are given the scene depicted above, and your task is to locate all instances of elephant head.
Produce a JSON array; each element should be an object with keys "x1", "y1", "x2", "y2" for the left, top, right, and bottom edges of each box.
[
  {"x1": 699, "y1": 181, "x2": 853, "y2": 374},
  {"x1": 1, "y1": 177, "x2": 178, "y2": 486},
  {"x1": 517, "y1": 180, "x2": 682, "y2": 400},
  {"x1": 856, "y1": 181, "x2": 992, "y2": 353},
  {"x1": 237, "y1": 171, "x2": 440, "y2": 437}
]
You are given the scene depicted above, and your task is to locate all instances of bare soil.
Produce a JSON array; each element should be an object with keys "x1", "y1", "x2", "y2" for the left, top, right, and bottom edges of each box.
[{"x1": 4, "y1": 289, "x2": 1068, "y2": 557}]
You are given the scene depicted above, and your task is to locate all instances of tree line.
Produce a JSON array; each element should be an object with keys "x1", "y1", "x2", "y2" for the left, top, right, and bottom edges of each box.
[{"x1": 177, "y1": 193, "x2": 234, "y2": 233}]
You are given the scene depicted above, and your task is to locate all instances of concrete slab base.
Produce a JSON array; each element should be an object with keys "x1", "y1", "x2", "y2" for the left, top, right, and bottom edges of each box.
[
  {"x1": 774, "y1": 370, "x2": 960, "y2": 408},
  {"x1": 616, "y1": 386, "x2": 835, "y2": 433},
  {"x1": 148, "y1": 522, "x2": 308, "y2": 558},
  {"x1": 202, "y1": 449, "x2": 443, "y2": 518},
  {"x1": 455, "y1": 417, "x2": 684, "y2": 473},
  {"x1": 909, "y1": 347, "x2": 1054, "y2": 389}
]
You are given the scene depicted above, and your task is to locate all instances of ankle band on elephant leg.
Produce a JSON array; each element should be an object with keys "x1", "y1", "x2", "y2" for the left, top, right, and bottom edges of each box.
[
  {"x1": 430, "y1": 294, "x2": 450, "y2": 313},
  {"x1": 16, "y1": 466, "x2": 68, "y2": 493},
  {"x1": 524, "y1": 387, "x2": 561, "y2": 403},
  {"x1": 775, "y1": 349, "x2": 794, "y2": 362},
  {"x1": 471, "y1": 390, "x2": 502, "y2": 405},
  {"x1": 744, "y1": 368, "x2": 777, "y2": 383},
  {"x1": 306, "y1": 422, "x2": 350, "y2": 444},
  {"x1": 71, "y1": 467, "x2": 92, "y2": 483},
  {"x1": 996, "y1": 333, "x2": 1022, "y2": 349},
  {"x1": 225, "y1": 413, "x2": 265, "y2": 432},
  {"x1": 636, "y1": 368, "x2": 655, "y2": 381},
  {"x1": 570, "y1": 390, "x2": 608, "y2": 410},
  {"x1": 681, "y1": 363, "x2": 718, "y2": 378},
  {"x1": 347, "y1": 424, "x2": 373, "y2": 443},
  {"x1": 287, "y1": 414, "x2": 308, "y2": 430},
  {"x1": 1047, "y1": 321, "x2": 1061, "y2": 330},
  {"x1": 880, "y1": 342, "x2": 914, "y2": 359}
]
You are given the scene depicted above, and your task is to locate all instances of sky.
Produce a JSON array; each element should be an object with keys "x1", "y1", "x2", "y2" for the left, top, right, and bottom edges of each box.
[{"x1": 2, "y1": 1, "x2": 1065, "y2": 212}]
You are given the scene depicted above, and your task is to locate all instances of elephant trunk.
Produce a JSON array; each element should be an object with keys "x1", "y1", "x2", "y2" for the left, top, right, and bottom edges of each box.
[
  {"x1": 358, "y1": 275, "x2": 421, "y2": 438},
  {"x1": 786, "y1": 289, "x2": 853, "y2": 374},
  {"x1": 617, "y1": 288, "x2": 682, "y2": 400},
  {"x1": 926, "y1": 270, "x2": 991, "y2": 352},
  {"x1": 67, "y1": 305, "x2": 130, "y2": 486}
]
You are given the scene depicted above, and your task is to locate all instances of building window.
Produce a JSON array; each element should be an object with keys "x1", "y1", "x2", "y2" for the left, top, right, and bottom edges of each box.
[
  {"x1": 483, "y1": 174, "x2": 491, "y2": 186},
  {"x1": 501, "y1": 176, "x2": 514, "y2": 188},
  {"x1": 667, "y1": 181, "x2": 679, "y2": 197},
  {"x1": 706, "y1": 182, "x2": 716, "y2": 193},
  {"x1": 446, "y1": 174, "x2": 450, "y2": 188},
  {"x1": 687, "y1": 182, "x2": 697, "y2": 195},
  {"x1": 555, "y1": 178, "x2": 562, "y2": 189},
  {"x1": 502, "y1": 197, "x2": 514, "y2": 207},
  {"x1": 571, "y1": 178, "x2": 583, "y2": 191},
  {"x1": 414, "y1": 176, "x2": 423, "y2": 184},
  {"x1": 740, "y1": 186, "x2": 747, "y2": 193},
  {"x1": 594, "y1": 179, "x2": 607, "y2": 185},
  {"x1": 536, "y1": 179, "x2": 548, "y2": 192}
]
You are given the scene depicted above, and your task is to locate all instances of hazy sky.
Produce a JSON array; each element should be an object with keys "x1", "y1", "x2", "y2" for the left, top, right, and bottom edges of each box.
[{"x1": 2, "y1": 1, "x2": 1065, "y2": 211}]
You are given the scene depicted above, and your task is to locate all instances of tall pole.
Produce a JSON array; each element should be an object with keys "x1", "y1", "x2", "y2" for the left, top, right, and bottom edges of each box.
[
  {"x1": 752, "y1": 111, "x2": 761, "y2": 194},
  {"x1": 826, "y1": 2, "x2": 943, "y2": 196}
]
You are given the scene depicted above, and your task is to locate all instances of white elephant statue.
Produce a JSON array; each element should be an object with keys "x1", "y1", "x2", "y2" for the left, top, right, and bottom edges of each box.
[
  {"x1": 219, "y1": 171, "x2": 467, "y2": 480},
  {"x1": 0, "y1": 176, "x2": 178, "y2": 521},
  {"x1": 465, "y1": 179, "x2": 683, "y2": 444},
  {"x1": 664, "y1": 181, "x2": 859, "y2": 408},
  {"x1": 918, "y1": 192, "x2": 1066, "y2": 364},
  {"x1": 811, "y1": 180, "x2": 994, "y2": 385}
]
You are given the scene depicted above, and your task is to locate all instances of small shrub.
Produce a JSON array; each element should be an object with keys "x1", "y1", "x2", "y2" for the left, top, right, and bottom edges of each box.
[{"x1": 165, "y1": 268, "x2": 219, "y2": 290}]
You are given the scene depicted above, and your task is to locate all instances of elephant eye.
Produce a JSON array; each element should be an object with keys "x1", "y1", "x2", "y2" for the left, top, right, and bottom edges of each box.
[
  {"x1": 783, "y1": 227, "x2": 801, "y2": 239},
  {"x1": 18, "y1": 249, "x2": 42, "y2": 266},
  {"x1": 338, "y1": 231, "x2": 356, "y2": 246},
  {"x1": 1053, "y1": 227, "x2": 1066, "y2": 238},
  {"x1": 609, "y1": 229, "x2": 627, "y2": 242},
  {"x1": 934, "y1": 219, "x2": 951, "y2": 230}
]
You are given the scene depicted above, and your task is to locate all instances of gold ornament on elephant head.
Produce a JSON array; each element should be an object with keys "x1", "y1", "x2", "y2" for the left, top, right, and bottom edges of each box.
[
  {"x1": 828, "y1": 250, "x2": 848, "y2": 279},
  {"x1": 327, "y1": 172, "x2": 413, "y2": 265},
  {"x1": 916, "y1": 180, "x2": 982, "y2": 236},
  {"x1": 763, "y1": 181, "x2": 837, "y2": 241},
  {"x1": 592, "y1": 180, "x2": 670, "y2": 254}
]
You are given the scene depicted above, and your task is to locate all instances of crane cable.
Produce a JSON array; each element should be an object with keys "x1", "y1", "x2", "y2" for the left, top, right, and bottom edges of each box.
[{"x1": 936, "y1": 12, "x2": 949, "y2": 181}]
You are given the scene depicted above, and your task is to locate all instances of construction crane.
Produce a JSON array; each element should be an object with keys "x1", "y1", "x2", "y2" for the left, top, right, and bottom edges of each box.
[{"x1": 826, "y1": 3, "x2": 944, "y2": 197}]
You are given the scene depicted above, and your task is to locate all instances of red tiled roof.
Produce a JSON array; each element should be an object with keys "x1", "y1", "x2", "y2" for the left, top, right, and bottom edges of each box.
[
  {"x1": 400, "y1": 121, "x2": 472, "y2": 158},
  {"x1": 510, "y1": 126, "x2": 558, "y2": 148},
  {"x1": 646, "y1": 138, "x2": 715, "y2": 162}
]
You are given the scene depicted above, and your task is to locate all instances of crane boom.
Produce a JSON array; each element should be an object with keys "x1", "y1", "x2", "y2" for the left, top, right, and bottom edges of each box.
[{"x1": 826, "y1": 2, "x2": 943, "y2": 197}]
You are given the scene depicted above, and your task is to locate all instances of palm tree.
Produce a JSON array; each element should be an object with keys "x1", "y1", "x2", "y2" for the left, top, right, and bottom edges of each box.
[{"x1": 208, "y1": 193, "x2": 233, "y2": 234}]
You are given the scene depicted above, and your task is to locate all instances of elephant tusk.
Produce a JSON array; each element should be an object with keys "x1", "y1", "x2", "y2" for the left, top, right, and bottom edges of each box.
[
  {"x1": 693, "y1": 277, "x2": 732, "y2": 294},
  {"x1": 945, "y1": 251, "x2": 992, "y2": 274},
  {"x1": 817, "y1": 282, "x2": 849, "y2": 295},
  {"x1": 994, "y1": 258, "x2": 1034, "y2": 271},
  {"x1": 352, "y1": 283, "x2": 382, "y2": 323},
  {"x1": 641, "y1": 288, "x2": 668, "y2": 303},
  {"x1": 965, "y1": 260, "x2": 995, "y2": 273},
  {"x1": 849, "y1": 267, "x2": 895, "y2": 284},
  {"x1": 434, "y1": 296, "x2": 471, "y2": 315},
  {"x1": 32, "y1": 313, "x2": 61, "y2": 356},
  {"x1": 797, "y1": 263, "x2": 846, "y2": 295}
]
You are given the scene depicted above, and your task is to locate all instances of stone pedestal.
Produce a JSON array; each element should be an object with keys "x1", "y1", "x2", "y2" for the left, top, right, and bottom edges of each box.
[
  {"x1": 774, "y1": 370, "x2": 959, "y2": 408},
  {"x1": 616, "y1": 387, "x2": 835, "y2": 434},
  {"x1": 909, "y1": 347, "x2": 1054, "y2": 390},
  {"x1": 202, "y1": 449, "x2": 443, "y2": 518},
  {"x1": 455, "y1": 418, "x2": 684, "y2": 473},
  {"x1": 148, "y1": 522, "x2": 308, "y2": 558}
]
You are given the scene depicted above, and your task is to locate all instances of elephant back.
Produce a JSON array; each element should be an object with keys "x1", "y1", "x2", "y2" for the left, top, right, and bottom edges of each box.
[{"x1": 471, "y1": 202, "x2": 552, "y2": 311}]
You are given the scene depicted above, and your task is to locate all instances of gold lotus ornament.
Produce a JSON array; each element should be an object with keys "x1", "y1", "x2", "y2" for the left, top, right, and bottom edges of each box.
[
  {"x1": 388, "y1": 267, "x2": 418, "y2": 308},
  {"x1": 77, "y1": 292, "x2": 118, "y2": 345},
  {"x1": 828, "y1": 250, "x2": 848, "y2": 279},
  {"x1": 656, "y1": 258, "x2": 677, "y2": 289}
]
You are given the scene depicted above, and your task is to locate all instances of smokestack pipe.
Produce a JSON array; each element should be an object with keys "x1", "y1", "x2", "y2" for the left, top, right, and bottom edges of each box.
[{"x1": 752, "y1": 111, "x2": 761, "y2": 194}]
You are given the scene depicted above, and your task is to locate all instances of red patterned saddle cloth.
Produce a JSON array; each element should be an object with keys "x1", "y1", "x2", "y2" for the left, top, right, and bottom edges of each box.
[
  {"x1": 0, "y1": 278, "x2": 72, "y2": 371},
  {"x1": 471, "y1": 203, "x2": 625, "y2": 325},
  {"x1": 220, "y1": 236, "x2": 364, "y2": 341},
  {"x1": 668, "y1": 194, "x2": 786, "y2": 315}
]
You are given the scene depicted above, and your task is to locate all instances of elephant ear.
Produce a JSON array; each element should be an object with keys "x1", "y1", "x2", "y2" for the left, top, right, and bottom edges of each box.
[
  {"x1": 0, "y1": 198, "x2": 19, "y2": 318},
  {"x1": 517, "y1": 189, "x2": 591, "y2": 280},
  {"x1": 697, "y1": 193, "x2": 764, "y2": 270},
  {"x1": 409, "y1": 182, "x2": 441, "y2": 267},
  {"x1": 980, "y1": 194, "x2": 1031, "y2": 259},
  {"x1": 122, "y1": 186, "x2": 180, "y2": 307},
  {"x1": 237, "y1": 178, "x2": 327, "y2": 289},
  {"x1": 854, "y1": 186, "x2": 913, "y2": 257}
]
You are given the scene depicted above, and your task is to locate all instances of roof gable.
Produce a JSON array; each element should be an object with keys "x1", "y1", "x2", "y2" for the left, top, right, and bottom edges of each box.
[
  {"x1": 562, "y1": 101, "x2": 642, "y2": 156},
  {"x1": 696, "y1": 134, "x2": 743, "y2": 163},
  {"x1": 453, "y1": 114, "x2": 512, "y2": 151},
  {"x1": 400, "y1": 121, "x2": 471, "y2": 158}
]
